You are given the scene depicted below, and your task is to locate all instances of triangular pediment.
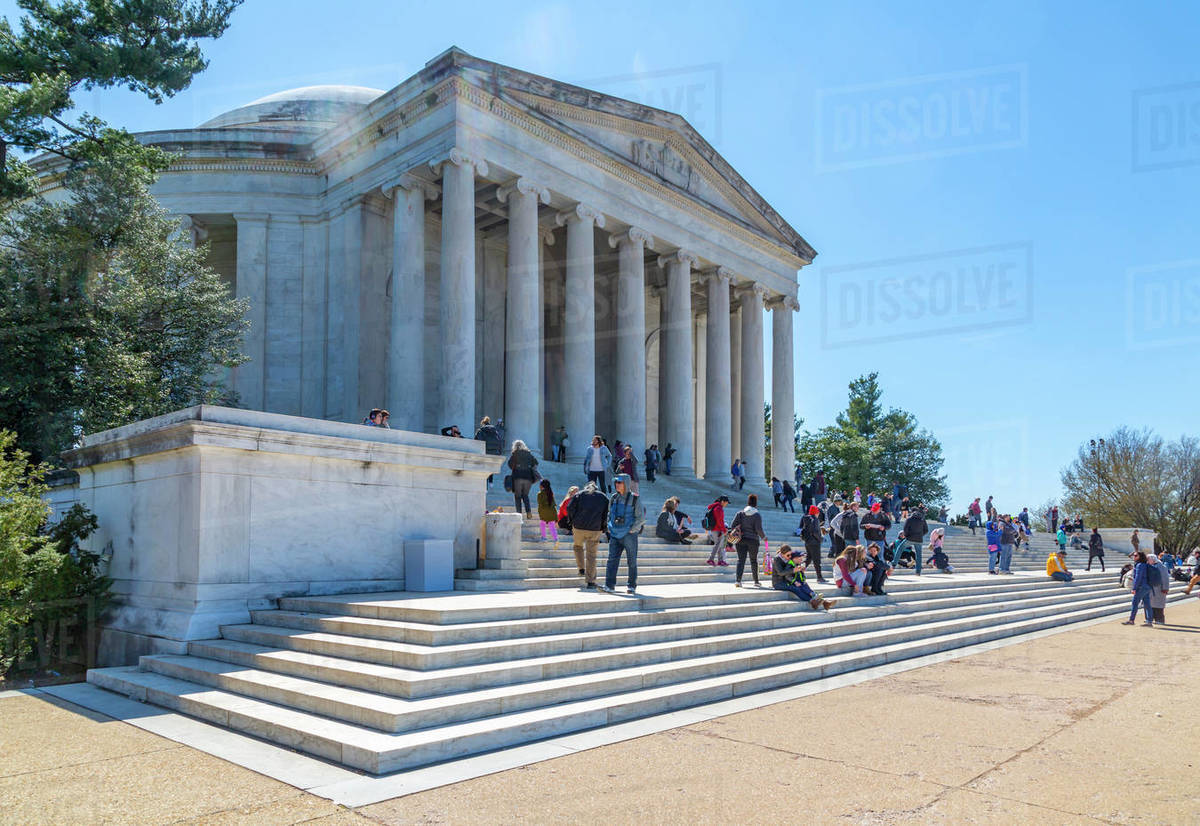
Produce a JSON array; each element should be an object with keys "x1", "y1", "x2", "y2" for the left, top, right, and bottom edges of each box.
[
  {"x1": 436, "y1": 50, "x2": 815, "y2": 263},
  {"x1": 509, "y1": 95, "x2": 757, "y2": 221}
]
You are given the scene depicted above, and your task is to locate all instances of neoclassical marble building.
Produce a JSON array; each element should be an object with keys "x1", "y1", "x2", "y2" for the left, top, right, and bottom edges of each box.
[{"x1": 82, "y1": 47, "x2": 816, "y2": 480}]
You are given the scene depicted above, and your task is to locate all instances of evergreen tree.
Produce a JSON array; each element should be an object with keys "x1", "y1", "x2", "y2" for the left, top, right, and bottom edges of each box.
[
  {"x1": 0, "y1": 1, "x2": 244, "y2": 463},
  {"x1": 0, "y1": 0, "x2": 240, "y2": 202},
  {"x1": 797, "y1": 374, "x2": 949, "y2": 505}
]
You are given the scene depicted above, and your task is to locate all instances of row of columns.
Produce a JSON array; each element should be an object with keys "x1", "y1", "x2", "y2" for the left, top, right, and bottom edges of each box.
[{"x1": 382, "y1": 147, "x2": 797, "y2": 482}]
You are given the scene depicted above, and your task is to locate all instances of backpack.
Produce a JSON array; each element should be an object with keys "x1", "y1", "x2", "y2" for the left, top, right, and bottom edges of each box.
[
  {"x1": 841, "y1": 513, "x2": 860, "y2": 541},
  {"x1": 800, "y1": 514, "x2": 819, "y2": 541},
  {"x1": 701, "y1": 504, "x2": 717, "y2": 531}
]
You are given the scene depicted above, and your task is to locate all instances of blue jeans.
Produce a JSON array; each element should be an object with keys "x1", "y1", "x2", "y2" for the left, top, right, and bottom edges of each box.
[
  {"x1": 1130, "y1": 586, "x2": 1153, "y2": 622},
  {"x1": 988, "y1": 550, "x2": 999, "y2": 573},
  {"x1": 999, "y1": 543, "x2": 1013, "y2": 572},
  {"x1": 774, "y1": 580, "x2": 815, "y2": 602},
  {"x1": 605, "y1": 532, "x2": 639, "y2": 590},
  {"x1": 664, "y1": 458, "x2": 672, "y2": 475},
  {"x1": 1050, "y1": 571, "x2": 1073, "y2": 582}
]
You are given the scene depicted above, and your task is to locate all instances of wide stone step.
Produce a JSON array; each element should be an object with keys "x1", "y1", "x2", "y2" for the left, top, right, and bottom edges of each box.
[
  {"x1": 144, "y1": 585, "x2": 1134, "y2": 736},
  {"x1": 90, "y1": 590, "x2": 1168, "y2": 774},
  {"x1": 249, "y1": 576, "x2": 1116, "y2": 647},
  {"x1": 289, "y1": 568, "x2": 1102, "y2": 624},
  {"x1": 214, "y1": 580, "x2": 1120, "y2": 691},
  {"x1": 214, "y1": 584, "x2": 1124, "y2": 697}
]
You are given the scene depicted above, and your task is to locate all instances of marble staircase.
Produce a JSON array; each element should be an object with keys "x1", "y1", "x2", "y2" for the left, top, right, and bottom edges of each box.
[
  {"x1": 87, "y1": 564, "x2": 1189, "y2": 774},
  {"x1": 87, "y1": 460, "x2": 1180, "y2": 775}
]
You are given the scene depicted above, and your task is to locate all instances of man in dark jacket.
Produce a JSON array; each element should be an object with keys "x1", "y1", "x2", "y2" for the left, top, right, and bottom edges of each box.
[
  {"x1": 839, "y1": 504, "x2": 861, "y2": 544},
  {"x1": 799, "y1": 505, "x2": 826, "y2": 582},
  {"x1": 861, "y1": 502, "x2": 892, "y2": 550},
  {"x1": 903, "y1": 508, "x2": 928, "y2": 549},
  {"x1": 566, "y1": 482, "x2": 609, "y2": 589},
  {"x1": 473, "y1": 417, "x2": 503, "y2": 455},
  {"x1": 998, "y1": 516, "x2": 1017, "y2": 574},
  {"x1": 1087, "y1": 527, "x2": 1105, "y2": 571}
]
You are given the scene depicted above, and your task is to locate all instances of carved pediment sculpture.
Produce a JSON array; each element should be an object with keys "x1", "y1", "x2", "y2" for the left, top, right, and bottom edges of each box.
[{"x1": 631, "y1": 139, "x2": 699, "y2": 194}]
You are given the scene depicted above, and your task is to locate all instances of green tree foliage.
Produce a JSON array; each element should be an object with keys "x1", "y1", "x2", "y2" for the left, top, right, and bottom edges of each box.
[
  {"x1": 0, "y1": 0, "x2": 240, "y2": 201},
  {"x1": 0, "y1": 0, "x2": 246, "y2": 463},
  {"x1": 1061, "y1": 427, "x2": 1200, "y2": 556},
  {"x1": 0, "y1": 429, "x2": 108, "y2": 675},
  {"x1": 796, "y1": 372, "x2": 949, "y2": 506},
  {"x1": 835, "y1": 372, "x2": 884, "y2": 439},
  {"x1": 0, "y1": 150, "x2": 249, "y2": 462}
]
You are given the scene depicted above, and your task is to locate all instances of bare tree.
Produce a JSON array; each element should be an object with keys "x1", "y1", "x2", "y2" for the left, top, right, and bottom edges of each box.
[{"x1": 1061, "y1": 427, "x2": 1200, "y2": 555}]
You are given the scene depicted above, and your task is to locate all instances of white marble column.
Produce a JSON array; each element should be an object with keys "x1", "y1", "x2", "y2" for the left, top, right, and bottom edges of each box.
[
  {"x1": 496, "y1": 177, "x2": 549, "y2": 453},
  {"x1": 341, "y1": 199, "x2": 365, "y2": 422},
  {"x1": 557, "y1": 203, "x2": 604, "y2": 452},
  {"x1": 382, "y1": 175, "x2": 438, "y2": 432},
  {"x1": 480, "y1": 236, "x2": 506, "y2": 424},
  {"x1": 658, "y1": 249, "x2": 698, "y2": 475},
  {"x1": 730, "y1": 301, "x2": 742, "y2": 462},
  {"x1": 703, "y1": 268, "x2": 733, "y2": 480},
  {"x1": 432, "y1": 148, "x2": 487, "y2": 433},
  {"x1": 608, "y1": 226, "x2": 655, "y2": 452},
  {"x1": 233, "y1": 213, "x2": 268, "y2": 411},
  {"x1": 739, "y1": 283, "x2": 767, "y2": 485},
  {"x1": 769, "y1": 295, "x2": 799, "y2": 484}
]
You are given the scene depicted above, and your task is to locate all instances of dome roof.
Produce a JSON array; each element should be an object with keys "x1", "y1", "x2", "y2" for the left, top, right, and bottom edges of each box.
[{"x1": 200, "y1": 84, "x2": 385, "y2": 130}]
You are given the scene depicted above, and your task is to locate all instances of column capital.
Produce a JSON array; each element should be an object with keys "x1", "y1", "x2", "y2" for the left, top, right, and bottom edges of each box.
[
  {"x1": 496, "y1": 176, "x2": 550, "y2": 205},
  {"x1": 737, "y1": 282, "x2": 769, "y2": 300},
  {"x1": 701, "y1": 266, "x2": 734, "y2": 287},
  {"x1": 767, "y1": 294, "x2": 801, "y2": 312},
  {"x1": 658, "y1": 249, "x2": 699, "y2": 270},
  {"x1": 429, "y1": 146, "x2": 489, "y2": 178},
  {"x1": 555, "y1": 202, "x2": 606, "y2": 229},
  {"x1": 380, "y1": 173, "x2": 441, "y2": 202},
  {"x1": 608, "y1": 226, "x2": 655, "y2": 251}
]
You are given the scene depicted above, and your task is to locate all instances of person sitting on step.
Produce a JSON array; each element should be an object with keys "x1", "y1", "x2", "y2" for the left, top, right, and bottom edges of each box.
[
  {"x1": 655, "y1": 498, "x2": 691, "y2": 545},
  {"x1": 863, "y1": 542, "x2": 891, "y2": 595},
  {"x1": 925, "y1": 528, "x2": 953, "y2": 573},
  {"x1": 669, "y1": 497, "x2": 703, "y2": 543},
  {"x1": 772, "y1": 545, "x2": 836, "y2": 611},
  {"x1": 892, "y1": 532, "x2": 917, "y2": 568},
  {"x1": 833, "y1": 544, "x2": 868, "y2": 595},
  {"x1": 1046, "y1": 548, "x2": 1074, "y2": 582}
]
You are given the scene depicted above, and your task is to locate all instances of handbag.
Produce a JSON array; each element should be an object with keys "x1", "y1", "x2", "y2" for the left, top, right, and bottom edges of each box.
[{"x1": 503, "y1": 475, "x2": 513, "y2": 492}]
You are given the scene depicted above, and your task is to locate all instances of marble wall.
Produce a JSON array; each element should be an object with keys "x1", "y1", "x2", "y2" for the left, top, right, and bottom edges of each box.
[{"x1": 61, "y1": 406, "x2": 501, "y2": 666}]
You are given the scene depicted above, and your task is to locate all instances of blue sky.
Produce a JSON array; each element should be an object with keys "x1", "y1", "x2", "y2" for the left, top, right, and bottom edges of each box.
[{"x1": 9, "y1": 0, "x2": 1198, "y2": 512}]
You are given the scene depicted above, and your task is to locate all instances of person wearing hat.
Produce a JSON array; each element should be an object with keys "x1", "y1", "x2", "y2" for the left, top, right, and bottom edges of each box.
[
  {"x1": 602, "y1": 474, "x2": 645, "y2": 594},
  {"x1": 798, "y1": 505, "x2": 826, "y2": 582},
  {"x1": 860, "y1": 501, "x2": 892, "y2": 554},
  {"x1": 1046, "y1": 547, "x2": 1073, "y2": 582}
]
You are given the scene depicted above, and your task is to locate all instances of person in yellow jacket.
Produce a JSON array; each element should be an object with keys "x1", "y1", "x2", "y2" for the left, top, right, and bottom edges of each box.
[{"x1": 1046, "y1": 549, "x2": 1074, "y2": 582}]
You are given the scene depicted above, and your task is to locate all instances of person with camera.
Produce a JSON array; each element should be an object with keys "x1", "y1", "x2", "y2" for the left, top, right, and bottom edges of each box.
[{"x1": 601, "y1": 474, "x2": 645, "y2": 594}]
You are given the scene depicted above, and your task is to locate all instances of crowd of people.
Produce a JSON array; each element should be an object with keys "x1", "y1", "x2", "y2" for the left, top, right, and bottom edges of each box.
[{"x1": 382, "y1": 412, "x2": 1200, "y2": 622}]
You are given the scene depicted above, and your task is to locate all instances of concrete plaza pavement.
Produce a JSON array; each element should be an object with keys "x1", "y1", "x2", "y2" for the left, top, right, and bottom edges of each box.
[{"x1": 2, "y1": 598, "x2": 1197, "y2": 825}]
